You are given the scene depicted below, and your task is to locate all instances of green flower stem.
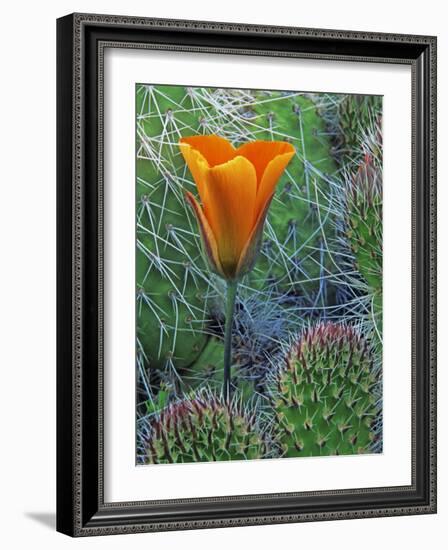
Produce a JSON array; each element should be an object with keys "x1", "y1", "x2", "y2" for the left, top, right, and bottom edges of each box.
[{"x1": 223, "y1": 280, "x2": 238, "y2": 403}]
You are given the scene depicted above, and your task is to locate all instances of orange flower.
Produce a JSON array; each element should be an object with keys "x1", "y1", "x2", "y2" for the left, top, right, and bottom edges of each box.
[{"x1": 180, "y1": 135, "x2": 295, "y2": 280}]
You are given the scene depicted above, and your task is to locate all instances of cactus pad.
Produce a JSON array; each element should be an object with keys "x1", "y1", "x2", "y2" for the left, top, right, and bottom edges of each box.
[
  {"x1": 271, "y1": 322, "x2": 380, "y2": 457},
  {"x1": 141, "y1": 391, "x2": 270, "y2": 464}
]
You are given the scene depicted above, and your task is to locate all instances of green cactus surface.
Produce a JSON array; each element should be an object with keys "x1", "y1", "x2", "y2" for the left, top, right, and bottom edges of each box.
[
  {"x1": 271, "y1": 322, "x2": 379, "y2": 457},
  {"x1": 345, "y1": 154, "x2": 382, "y2": 334},
  {"x1": 141, "y1": 391, "x2": 269, "y2": 464},
  {"x1": 337, "y1": 95, "x2": 382, "y2": 163},
  {"x1": 136, "y1": 85, "x2": 221, "y2": 378},
  {"x1": 247, "y1": 92, "x2": 339, "y2": 300}
]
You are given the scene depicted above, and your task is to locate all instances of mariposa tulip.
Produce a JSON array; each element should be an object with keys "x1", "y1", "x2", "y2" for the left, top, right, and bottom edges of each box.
[
  {"x1": 179, "y1": 134, "x2": 295, "y2": 402},
  {"x1": 179, "y1": 135, "x2": 295, "y2": 281}
]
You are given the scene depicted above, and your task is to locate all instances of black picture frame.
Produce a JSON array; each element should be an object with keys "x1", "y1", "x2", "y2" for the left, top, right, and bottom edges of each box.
[{"x1": 56, "y1": 13, "x2": 437, "y2": 537}]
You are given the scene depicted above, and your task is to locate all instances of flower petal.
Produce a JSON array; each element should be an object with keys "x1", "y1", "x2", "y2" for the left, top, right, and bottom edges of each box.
[
  {"x1": 185, "y1": 191, "x2": 224, "y2": 276},
  {"x1": 236, "y1": 141, "x2": 295, "y2": 187},
  {"x1": 236, "y1": 194, "x2": 274, "y2": 277},
  {"x1": 255, "y1": 149, "x2": 295, "y2": 218},
  {"x1": 206, "y1": 156, "x2": 257, "y2": 278},
  {"x1": 179, "y1": 142, "x2": 210, "y2": 206},
  {"x1": 180, "y1": 135, "x2": 236, "y2": 167}
]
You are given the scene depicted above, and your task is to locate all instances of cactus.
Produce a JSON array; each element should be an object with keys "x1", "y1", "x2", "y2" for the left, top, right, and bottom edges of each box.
[
  {"x1": 246, "y1": 92, "x2": 339, "y2": 305},
  {"x1": 139, "y1": 390, "x2": 271, "y2": 464},
  {"x1": 181, "y1": 336, "x2": 224, "y2": 390},
  {"x1": 334, "y1": 94, "x2": 382, "y2": 164},
  {"x1": 270, "y1": 322, "x2": 380, "y2": 457},
  {"x1": 136, "y1": 85, "x2": 230, "y2": 386},
  {"x1": 344, "y1": 153, "x2": 382, "y2": 335},
  {"x1": 333, "y1": 108, "x2": 383, "y2": 340},
  {"x1": 136, "y1": 159, "x2": 213, "y2": 372},
  {"x1": 314, "y1": 92, "x2": 383, "y2": 338}
]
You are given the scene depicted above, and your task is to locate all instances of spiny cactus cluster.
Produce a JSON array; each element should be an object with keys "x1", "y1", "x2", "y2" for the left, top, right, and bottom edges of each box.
[
  {"x1": 332, "y1": 94, "x2": 382, "y2": 164},
  {"x1": 140, "y1": 321, "x2": 380, "y2": 463},
  {"x1": 270, "y1": 322, "x2": 379, "y2": 457},
  {"x1": 344, "y1": 153, "x2": 382, "y2": 334},
  {"x1": 333, "y1": 103, "x2": 383, "y2": 340},
  {"x1": 140, "y1": 391, "x2": 270, "y2": 464}
]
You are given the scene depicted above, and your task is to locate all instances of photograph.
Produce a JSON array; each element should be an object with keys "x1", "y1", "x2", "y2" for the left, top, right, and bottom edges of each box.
[{"x1": 135, "y1": 84, "x2": 384, "y2": 464}]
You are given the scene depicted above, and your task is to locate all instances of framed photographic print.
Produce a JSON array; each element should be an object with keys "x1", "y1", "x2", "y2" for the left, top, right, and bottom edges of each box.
[{"x1": 56, "y1": 13, "x2": 437, "y2": 537}]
